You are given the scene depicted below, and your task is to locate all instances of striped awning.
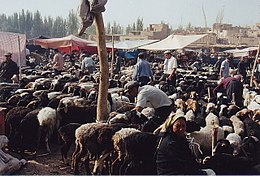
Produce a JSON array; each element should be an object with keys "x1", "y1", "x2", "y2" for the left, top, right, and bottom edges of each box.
[{"x1": 0, "y1": 32, "x2": 27, "y2": 66}]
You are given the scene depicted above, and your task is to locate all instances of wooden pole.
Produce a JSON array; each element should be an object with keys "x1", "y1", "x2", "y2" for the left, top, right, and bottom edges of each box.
[
  {"x1": 95, "y1": 12, "x2": 109, "y2": 122},
  {"x1": 110, "y1": 27, "x2": 115, "y2": 78},
  {"x1": 17, "y1": 36, "x2": 22, "y2": 82},
  {"x1": 250, "y1": 44, "x2": 260, "y2": 87},
  {"x1": 212, "y1": 124, "x2": 218, "y2": 156}
]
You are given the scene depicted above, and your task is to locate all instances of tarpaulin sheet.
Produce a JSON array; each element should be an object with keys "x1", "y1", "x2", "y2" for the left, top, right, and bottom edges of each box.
[{"x1": 0, "y1": 32, "x2": 26, "y2": 66}]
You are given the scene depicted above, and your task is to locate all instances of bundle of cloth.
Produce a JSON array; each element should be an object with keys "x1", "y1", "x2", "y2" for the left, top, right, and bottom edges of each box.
[{"x1": 0, "y1": 135, "x2": 26, "y2": 175}]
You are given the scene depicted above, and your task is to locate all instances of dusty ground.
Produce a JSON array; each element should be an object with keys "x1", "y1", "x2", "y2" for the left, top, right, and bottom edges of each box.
[{"x1": 9, "y1": 144, "x2": 76, "y2": 175}]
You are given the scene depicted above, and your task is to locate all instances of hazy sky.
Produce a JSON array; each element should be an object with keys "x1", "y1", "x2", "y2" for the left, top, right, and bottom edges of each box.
[{"x1": 0, "y1": 0, "x2": 259, "y2": 28}]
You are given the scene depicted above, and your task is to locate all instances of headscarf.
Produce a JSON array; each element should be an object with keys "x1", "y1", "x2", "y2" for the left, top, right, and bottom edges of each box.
[{"x1": 153, "y1": 112, "x2": 186, "y2": 135}]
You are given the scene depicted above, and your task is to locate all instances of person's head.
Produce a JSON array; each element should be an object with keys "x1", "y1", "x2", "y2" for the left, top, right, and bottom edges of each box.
[
  {"x1": 124, "y1": 81, "x2": 139, "y2": 97},
  {"x1": 226, "y1": 54, "x2": 233, "y2": 62},
  {"x1": 138, "y1": 52, "x2": 144, "y2": 59},
  {"x1": 159, "y1": 112, "x2": 187, "y2": 137},
  {"x1": 234, "y1": 74, "x2": 243, "y2": 81},
  {"x1": 164, "y1": 50, "x2": 172, "y2": 59},
  {"x1": 4, "y1": 52, "x2": 12, "y2": 61}
]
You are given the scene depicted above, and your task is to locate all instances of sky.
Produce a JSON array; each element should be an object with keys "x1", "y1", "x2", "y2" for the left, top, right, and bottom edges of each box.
[{"x1": 0, "y1": 0, "x2": 259, "y2": 29}]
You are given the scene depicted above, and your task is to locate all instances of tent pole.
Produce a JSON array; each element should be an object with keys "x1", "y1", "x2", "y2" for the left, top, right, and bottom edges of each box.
[
  {"x1": 17, "y1": 36, "x2": 22, "y2": 83},
  {"x1": 110, "y1": 27, "x2": 115, "y2": 78},
  {"x1": 250, "y1": 43, "x2": 260, "y2": 87}
]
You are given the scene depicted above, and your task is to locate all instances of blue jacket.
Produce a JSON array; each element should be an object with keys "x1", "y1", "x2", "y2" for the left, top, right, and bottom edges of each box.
[{"x1": 132, "y1": 59, "x2": 153, "y2": 81}]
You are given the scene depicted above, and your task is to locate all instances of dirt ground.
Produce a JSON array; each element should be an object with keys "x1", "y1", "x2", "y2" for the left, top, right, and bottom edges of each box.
[{"x1": 9, "y1": 144, "x2": 76, "y2": 175}]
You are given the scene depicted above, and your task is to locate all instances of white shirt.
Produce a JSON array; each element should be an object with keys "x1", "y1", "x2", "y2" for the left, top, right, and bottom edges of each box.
[
  {"x1": 82, "y1": 56, "x2": 95, "y2": 68},
  {"x1": 163, "y1": 56, "x2": 177, "y2": 74},
  {"x1": 136, "y1": 85, "x2": 172, "y2": 109}
]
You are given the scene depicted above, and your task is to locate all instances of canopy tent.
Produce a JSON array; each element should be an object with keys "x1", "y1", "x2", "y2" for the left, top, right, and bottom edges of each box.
[
  {"x1": 224, "y1": 46, "x2": 258, "y2": 57},
  {"x1": 34, "y1": 35, "x2": 97, "y2": 54},
  {"x1": 139, "y1": 34, "x2": 207, "y2": 51},
  {"x1": 105, "y1": 40, "x2": 158, "y2": 50},
  {"x1": 27, "y1": 35, "x2": 51, "y2": 54},
  {"x1": 0, "y1": 32, "x2": 26, "y2": 66}
]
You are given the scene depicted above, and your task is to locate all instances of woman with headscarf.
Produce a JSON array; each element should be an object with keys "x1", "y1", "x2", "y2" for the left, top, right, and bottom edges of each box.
[{"x1": 155, "y1": 113, "x2": 207, "y2": 175}]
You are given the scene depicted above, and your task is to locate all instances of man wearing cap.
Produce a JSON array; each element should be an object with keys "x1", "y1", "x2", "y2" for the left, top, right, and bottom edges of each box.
[
  {"x1": 132, "y1": 52, "x2": 153, "y2": 86},
  {"x1": 125, "y1": 81, "x2": 173, "y2": 122},
  {"x1": 213, "y1": 75, "x2": 243, "y2": 107},
  {"x1": 162, "y1": 50, "x2": 178, "y2": 87},
  {"x1": 0, "y1": 52, "x2": 19, "y2": 82}
]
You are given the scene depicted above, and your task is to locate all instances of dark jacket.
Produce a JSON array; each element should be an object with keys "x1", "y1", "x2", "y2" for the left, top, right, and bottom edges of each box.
[
  {"x1": 237, "y1": 60, "x2": 247, "y2": 78},
  {"x1": 0, "y1": 60, "x2": 19, "y2": 82},
  {"x1": 156, "y1": 130, "x2": 204, "y2": 175}
]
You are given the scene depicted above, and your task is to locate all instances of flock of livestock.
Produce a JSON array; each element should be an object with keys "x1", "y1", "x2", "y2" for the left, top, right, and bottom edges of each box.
[{"x1": 0, "y1": 53, "x2": 260, "y2": 175}]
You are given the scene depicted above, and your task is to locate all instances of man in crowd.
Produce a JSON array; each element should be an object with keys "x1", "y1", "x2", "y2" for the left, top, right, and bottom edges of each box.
[
  {"x1": 162, "y1": 50, "x2": 178, "y2": 88},
  {"x1": 132, "y1": 52, "x2": 153, "y2": 86},
  {"x1": 51, "y1": 49, "x2": 64, "y2": 74},
  {"x1": 113, "y1": 53, "x2": 121, "y2": 74},
  {"x1": 219, "y1": 56, "x2": 231, "y2": 79},
  {"x1": 213, "y1": 75, "x2": 243, "y2": 107},
  {"x1": 214, "y1": 56, "x2": 222, "y2": 73},
  {"x1": 0, "y1": 52, "x2": 19, "y2": 82},
  {"x1": 81, "y1": 52, "x2": 96, "y2": 75},
  {"x1": 124, "y1": 81, "x2": 173, "y2": 122},
  {"x1": 237, "y1": 56, "x2": 247, "y2": 82}
]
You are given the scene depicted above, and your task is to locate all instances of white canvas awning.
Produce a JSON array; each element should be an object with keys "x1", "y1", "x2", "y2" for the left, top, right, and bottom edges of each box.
[
  {"x1": 139, "y1": 34, "x2": 207, "y2": 51},
  {"x1": 105, "y1": 40, "x2": 158, "y2": 50},
  {"x1": 224, "y1": 46, "x2": 258, "y2": 57}
]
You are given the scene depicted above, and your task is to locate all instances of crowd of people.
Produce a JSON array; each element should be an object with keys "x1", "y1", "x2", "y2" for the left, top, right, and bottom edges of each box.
[{"x1": 0, "y1": 47, "x2": 260, "y2": 175}]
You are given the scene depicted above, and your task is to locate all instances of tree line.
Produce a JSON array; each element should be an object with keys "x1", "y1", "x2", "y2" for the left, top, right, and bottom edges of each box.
[{"x1": 0, "y1": 9, "x2": 144, "y2": 39}]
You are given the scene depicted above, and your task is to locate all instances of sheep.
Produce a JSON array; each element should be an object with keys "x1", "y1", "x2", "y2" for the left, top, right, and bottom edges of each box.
[
  {"x1": 57, "y1": 97, "x2": 96, "y2": 126},
  {"x1": 118, "y1": 132, "x2": 158, "y2": 175},
  {"x1": 71, "y1": 122, "x2": 119, "y2": 174},
  {"x1": 204, "y1": 138, "x2": 254, "y2": 175},
  {"x1": 205, "y1": 102, "x2": 217, "y2": 114},
  {"x1": 111, "y1": 128, "x2": 140, "y2": 174},
  {"x1": 58, "y1": 123, "x2": 81, "y2": 164},
  {"x1": 16, "y1": 109, "x2": 41, "y2": 155},
  {"x1": 4, "y1": 106, "x2": 31, "y2": 151},
  {"x1": 141, "y1": 107, "x2": 155, "y2": 118},
  {"x1": 174, "y1": 98, "x2": 186, "y2": 112},
  {"x1": 230, "y1": 115, "x2": 245, "y2": 136},
  {"x1": 190, "y1": 112, "x2": 225, "y2": 156},
  {"x1": 253, "y1": 109, "x2": 260, "y2": 124},
  {"x1": 37, "y1": 107, "x2": 59, "y2": 153},
  {"x1": 226, "y1": 133, "x2": 242, "y2": 156}
]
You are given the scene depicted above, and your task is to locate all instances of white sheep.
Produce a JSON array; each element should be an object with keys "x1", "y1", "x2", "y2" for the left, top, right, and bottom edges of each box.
[
  {"x1": 230, "y1": 115, "x2": 244, "y2": 136},
  {"x1": 111, "y1": 94, "x2": 130, "y2": 112},
  {"x1": 37, "y1": 107, "x2": 59, "y2": 153},
  {"x1": 226, "y1": 133, "x2": 242, "y2": 156},
  {"x1": 190, "y1": 112, "x2": 224, "y2": 155},
  {"x1": 185, "y1": 109, "x2": 196, "y2": 121},
  {"x1": 205, "y1": 102, "x2": 216, "y2": 114},
  {"x1": 141, "y1": 107, "x2": 155, "y2": 118}
]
